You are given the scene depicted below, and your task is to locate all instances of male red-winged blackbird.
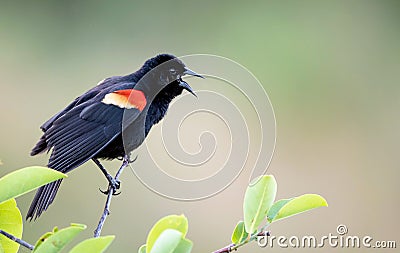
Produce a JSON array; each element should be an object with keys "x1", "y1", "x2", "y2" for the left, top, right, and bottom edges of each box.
[{"x1": 27, "y1": 54, "x2": 203, "y2": 220}]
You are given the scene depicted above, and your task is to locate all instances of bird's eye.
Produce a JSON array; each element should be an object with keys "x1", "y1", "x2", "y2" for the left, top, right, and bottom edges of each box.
[{"x1": 169, "y1": 68, "x2": 177, "y2": 75}]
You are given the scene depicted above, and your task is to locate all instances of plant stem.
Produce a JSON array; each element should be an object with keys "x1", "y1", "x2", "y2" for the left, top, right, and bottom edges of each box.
[
  {"x1": 93, "y1": 155, "x2": 130, "y2": 237},
  {"x1": 212, "y1": 224, "x2": 270, "y2": 253},
  {"x1": 0, "y1": 229, "x2": 34, "y2": 250}
]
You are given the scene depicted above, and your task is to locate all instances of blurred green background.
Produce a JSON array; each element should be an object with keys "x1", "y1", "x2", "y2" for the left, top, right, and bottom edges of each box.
[{"x1": 0, "y1": 0, "x2": 399, "y2": 252}]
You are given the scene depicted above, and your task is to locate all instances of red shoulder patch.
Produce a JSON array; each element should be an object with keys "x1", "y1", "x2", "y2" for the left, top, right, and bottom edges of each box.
[{"x1": 102, "y1": 89, "x2": 146, "y2": 111}]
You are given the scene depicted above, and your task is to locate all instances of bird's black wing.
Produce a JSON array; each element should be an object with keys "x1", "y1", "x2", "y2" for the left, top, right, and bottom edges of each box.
[
  {"x1": 27, "y1": 87, "x2": 144, "y2": 220},
  {"x1": 46, "y1": 98, "x2": 141, "y2": 173},
  {"x1": 31, "y1": 77, "x2": 126, "y2": 155}
]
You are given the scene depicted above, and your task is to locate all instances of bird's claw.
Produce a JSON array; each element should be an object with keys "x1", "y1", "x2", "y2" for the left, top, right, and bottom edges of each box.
[
  {"x1": 99, "y1": 186, "x2": 122, "y2": 196},
  {"x1": 128, "y1": 155, "x2": 138, "y2": 164},
  {"x1": 100, "y1": 176, "x2": 121, "y2": 195},
  {"x1": 99, "y1": 187, "x2": 108, "y2": 195}
]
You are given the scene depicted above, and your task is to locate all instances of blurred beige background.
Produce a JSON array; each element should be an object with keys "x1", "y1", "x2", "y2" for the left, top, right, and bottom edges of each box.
[{"x1": 0, "y1": 0, "x2": 399, "y2": 252}]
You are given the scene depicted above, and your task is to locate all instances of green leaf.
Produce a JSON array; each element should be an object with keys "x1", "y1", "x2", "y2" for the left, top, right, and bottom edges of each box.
[
  {"x1": 231, "y1": 221, "x2": 248, "y2": 244},
  {"x1": 149, "y1": 229, "x2": 182, "y2": 253},
  {"x1": 0, "y1": 199, "x2": 23, "y2": 253},
  {"x1": 69, "y1": 235, "x2": 114, "y2": 253},
  {"x1": 173, "y1": 238, "x2": 193, "y2": 253},
  {"x1": 33, "y1": 224, "x2": 86, "y2": 253},
  {"x1": 0, "y1": 166, "x2": 67, "y2": 204},
  {"x1": 34, "y1": 226, "x2": 61, "y2": 250},
  {"x1": 271, "y1": 194, "x2": 328, "y2": 222},
  {"x1": 138, "y1": 244, "x2": 146, "y2": 253},
  {"x1": 266, "y1": 198, "x2": 292, "y2": 222},
  {"x1": 243, "y1": 175, "x2": 277, "y2": 233},
  {"x1": 146, "y1": 215, "x2": 188, "y2": 253},
  {"x1": 34, "y1": 231, "x2": 54, "y2": 250}
]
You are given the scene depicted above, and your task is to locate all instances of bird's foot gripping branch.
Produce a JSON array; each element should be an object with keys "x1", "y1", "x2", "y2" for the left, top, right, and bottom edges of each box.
[
  {"x1": 94, "y1": 154, "x2": 130, "y2": 238},
  {"x1": 0, "y1": 164, "x2": 327, "y2": 253}
]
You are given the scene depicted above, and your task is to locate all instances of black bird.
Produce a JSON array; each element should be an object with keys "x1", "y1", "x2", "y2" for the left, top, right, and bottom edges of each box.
[{"x1": 27, "y1": 54, "x2": 204, "y2": 220}]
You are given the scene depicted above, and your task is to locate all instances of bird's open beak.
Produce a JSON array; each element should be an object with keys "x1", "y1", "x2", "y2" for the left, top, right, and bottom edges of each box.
[
  {"x1": 179, "y1": 80, "x2": 197, "y2": 97},
  {"x1": 183, "y1": 67, "x2": 205, "y2": 79},
  {"x1": 179, "y1": 67, "x2": 204, "y2": 97}
]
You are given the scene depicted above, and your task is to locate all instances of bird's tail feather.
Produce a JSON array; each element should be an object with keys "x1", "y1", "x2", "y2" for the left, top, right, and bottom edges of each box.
[
  {"x1": 26, "y1": 179, "x2": 63, "y2": 221},
  {"x1": 30, "y1": 135, "x2": 48, "y2": 156}
]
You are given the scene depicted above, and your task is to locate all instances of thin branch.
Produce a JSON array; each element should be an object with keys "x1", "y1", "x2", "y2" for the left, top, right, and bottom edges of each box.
[
  {"x1": 212, "y1": 224, "x2": 270, "y2": 253},
  {"x1": 0, "y1": 229, "x2": 34, "y2": 251},
  {"x1": 94, "y1": 155, "x2": 130, "y2": 237},
  {"x1": 93, "y1": 187, "x2": 114, "y2": 238}
]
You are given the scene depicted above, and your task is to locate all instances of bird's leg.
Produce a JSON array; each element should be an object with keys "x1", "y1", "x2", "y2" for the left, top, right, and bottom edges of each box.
[
  {"x1": 115, "y1": 154, "x2": 130, "y2": 179},
  {"x1": 92, "y1": 158, "x2": 121, "y2": 195},
  {"x1": 94, "y1": 154, "x2": 131, "y2": 237}
]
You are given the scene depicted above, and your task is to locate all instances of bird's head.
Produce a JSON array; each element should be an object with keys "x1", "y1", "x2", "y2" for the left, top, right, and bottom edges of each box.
[{"x1": 138, "y1": 54, "x2": 204, "y2": 98}]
